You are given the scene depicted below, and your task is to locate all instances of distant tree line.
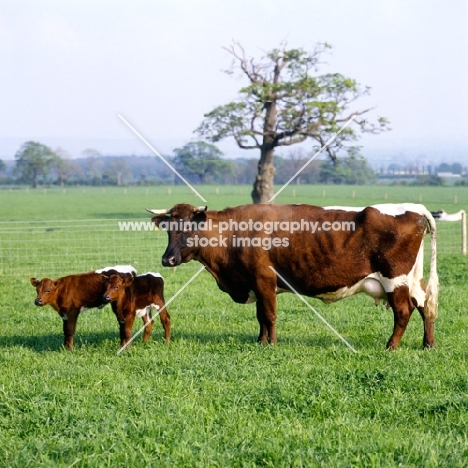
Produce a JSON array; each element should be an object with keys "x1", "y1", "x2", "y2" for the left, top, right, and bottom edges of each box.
[
  {"x1": 383, "y1": 162, "x2": 464, "y2": 177},
  {"x1": 380, "y1": 162, "x2": 467, "y2": 186},
  {"x1": 1, "y1": 140, "x2": 464, "y2": 188},
  {"x1": 0, "y1": 140, "x2": 379, "y2": 188}
]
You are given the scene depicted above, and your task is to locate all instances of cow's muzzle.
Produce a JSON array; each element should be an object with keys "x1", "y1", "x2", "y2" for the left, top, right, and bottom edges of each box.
[
  {"x1": 34, "y1": 299, "x2": 43, "y2": 306},
  {"x1": 162, "y1": 255, "x2": 179, "y2": 267},
  {"x1": 102, "y1": 294, "x2": 111, "y2": 303}
]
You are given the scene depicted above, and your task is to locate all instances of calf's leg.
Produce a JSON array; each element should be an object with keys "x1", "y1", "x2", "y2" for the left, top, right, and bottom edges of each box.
[
  {"x1": 62, "y1": 311, "x2": 78, "y2": 350},
  {"x1": 154, "y1": 296, "x2": 171, "y2": 343},
  {"x1": 119, "y1": 314, "x2": 135, "y2": 348},
  {"x1": 111, "y1": 303, "x2": 133, "y2": 348},
  {"x1": 141, "y1": 308, "x2": 154, "y2": 342}
]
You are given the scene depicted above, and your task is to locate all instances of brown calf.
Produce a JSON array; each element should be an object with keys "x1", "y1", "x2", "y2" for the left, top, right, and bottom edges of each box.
[
  {"x1": 30, "y1": 265, "x2": 136, "y2": 349},
  {"x1": 102, "y1": 272, "x2": 170, "y2": 348}
]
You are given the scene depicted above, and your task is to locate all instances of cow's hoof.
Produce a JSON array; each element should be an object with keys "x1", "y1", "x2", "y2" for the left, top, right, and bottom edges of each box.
[{"x1": 423, "y1": 341, "x2": 437, "y2": 349}]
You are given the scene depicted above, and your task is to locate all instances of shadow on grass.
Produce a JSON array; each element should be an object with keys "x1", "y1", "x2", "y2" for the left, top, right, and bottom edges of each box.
[
  {"x1": 0, "y1": 329, "x2": 354, "y2": 352},
  {"x1": 0, "y1": 331, "x2": 119, "y2": 352},
  {"x1": 169, "y1": 330, "x2": 348, "y2": 349}
]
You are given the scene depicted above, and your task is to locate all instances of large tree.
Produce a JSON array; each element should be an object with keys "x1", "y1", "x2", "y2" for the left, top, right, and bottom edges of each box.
[
  {"x1": 173, "y1": 141, "x2": 233, "y2": 184},
  {"x1": 196, "y1": 42, "x2": 389, "y2": 203},
  {"x1": 14, "y1": 141, "x2": 57, "y2": 188}
]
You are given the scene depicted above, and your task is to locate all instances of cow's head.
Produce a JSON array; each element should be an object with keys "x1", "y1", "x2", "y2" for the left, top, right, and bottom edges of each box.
[
  {"x1": 146, "y1": 204, "x2": 208, "y2": 267},
  {"x1": 102, "y1": 274, "x2": 134, "y2": 303},
  {"x1": 30, "y1": 277, "x2": 57, "y2": 307}
]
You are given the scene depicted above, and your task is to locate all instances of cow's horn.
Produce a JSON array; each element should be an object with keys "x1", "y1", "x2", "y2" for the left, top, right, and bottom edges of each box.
[
  {"x1": 145, "y1": 208, "x2": 171, "y2": 215},
  {"x1": 193, "y1": 205, "x2": 208, "y2": 213}
]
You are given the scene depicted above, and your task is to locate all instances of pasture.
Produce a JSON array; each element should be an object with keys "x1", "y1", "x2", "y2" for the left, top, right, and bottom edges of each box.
[{"x1": 1, "y1": 184, "x2": 468, "y2": 467}]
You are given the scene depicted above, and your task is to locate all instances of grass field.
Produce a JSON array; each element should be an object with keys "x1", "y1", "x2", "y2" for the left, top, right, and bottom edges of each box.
[{"x1": 1, "y1": 185, "x2": 468, "y2": 467}]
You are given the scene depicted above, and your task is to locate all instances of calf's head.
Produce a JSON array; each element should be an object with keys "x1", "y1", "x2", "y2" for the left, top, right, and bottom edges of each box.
[
  {"x1": 30, "y1": 277, "x2": 57, "y2": 307},
  {"x1": 102, "y1": 274, "x2": 134, "y2": 302},
  {"x1": 147, "y1": 204, "x2": 207, "y2": 267}
]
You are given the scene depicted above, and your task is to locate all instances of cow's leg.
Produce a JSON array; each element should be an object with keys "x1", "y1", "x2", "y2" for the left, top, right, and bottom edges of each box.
[
  {"x1": 154, "y1": 297, "x2": 171, "y2": 343},
  {"x1": 412, "y1": 278, "x2": 436, "y2": 349},
  {"x1": 254, "y1": 275, "x2": 278, "y2": 344},
  {"x1": 256, "y1": 308, "x2": 268, "y2": 344},
  {"x1": 62, "y1": 311, "x2": 78, "y2": 350},
  {"x1": 141, "y1": 308, "x2": 154, "y2": 343},
  {"x1": 416, "y1": 306, "x2": 436, "y2": 349},
  {"x1": 386, "y1": 285, "x2": 415, "y2": 350},
  {"x1": 260, "y1": 295, "x2": 277, "y2": 344}
]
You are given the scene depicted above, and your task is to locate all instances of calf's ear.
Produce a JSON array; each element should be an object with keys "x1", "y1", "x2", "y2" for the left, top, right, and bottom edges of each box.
[
  {"x1": 99, "y1": 274, "x2": 109, "y2": 284},
  {"x1": 123, "y1": 276, "x2": 134, "y2": 287},
  {"x1": 30, "y1": 278, "x2": 41, "y2": 287}
]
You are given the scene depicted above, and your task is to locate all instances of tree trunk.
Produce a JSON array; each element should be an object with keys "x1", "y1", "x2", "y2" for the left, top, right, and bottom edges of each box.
[
  {"x1": 251, "y1": 146, "x2": 275, "y2": 203},
  {"x1": 252, "y1": 98, "x2": 277, "y2": 204}
]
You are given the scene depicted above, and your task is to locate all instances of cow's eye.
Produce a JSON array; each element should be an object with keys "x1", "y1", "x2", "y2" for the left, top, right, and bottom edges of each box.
[
  {"x1": 114, "y1": 287, "x2": 119, "y2": 291},
  {"x1": 46, "y1": 290, "x2": 51, "y2": 294}
]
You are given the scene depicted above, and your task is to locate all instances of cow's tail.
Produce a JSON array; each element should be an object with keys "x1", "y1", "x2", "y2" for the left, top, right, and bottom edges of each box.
[{"x1": 422, "y1": 207, "x2": 439, "y2": 321}]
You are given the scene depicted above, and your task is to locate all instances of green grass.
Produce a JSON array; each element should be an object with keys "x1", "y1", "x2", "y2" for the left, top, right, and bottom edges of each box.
[
  {"x1": 1, "y1": 185, "x2": 468, "y2": 466},
  {"x1": 1, "y1": 183, "x2": 468, "y2": 221}
]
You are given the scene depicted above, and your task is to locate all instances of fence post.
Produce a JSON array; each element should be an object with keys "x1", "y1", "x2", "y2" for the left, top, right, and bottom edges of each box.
[{"x1": 462, "y1": 210, "x2": 466, "y2": 255}]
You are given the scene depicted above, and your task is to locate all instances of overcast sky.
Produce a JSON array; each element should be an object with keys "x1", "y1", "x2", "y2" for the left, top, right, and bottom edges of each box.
[{"x1": 0, "y1": 0, "x2": 467, "y2": 161}]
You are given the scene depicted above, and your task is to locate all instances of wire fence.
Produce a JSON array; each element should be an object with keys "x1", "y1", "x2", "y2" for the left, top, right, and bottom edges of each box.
[
  {"x1": 0, "y1": 219, "x2": 171, "y2": 278},
  {"x1": 0, "y1": 216, "x2": 465, "y2": 278}
]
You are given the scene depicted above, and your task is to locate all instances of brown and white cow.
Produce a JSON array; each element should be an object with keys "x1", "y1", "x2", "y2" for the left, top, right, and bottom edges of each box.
[
  {"x1": 30, "y1": 265, "x2": 136, "y2": 349},
  {"x1": 102, "y1": 272, "x2": 170, "y2": 348},
  {"x1": 147, "y1": 203, "x2": 438, "y2": 349}
]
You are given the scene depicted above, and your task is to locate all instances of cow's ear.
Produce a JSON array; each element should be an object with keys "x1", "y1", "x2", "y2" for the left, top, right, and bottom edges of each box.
[
  {"x1": 151, "y1": 215, "x2": 169, "y2": 230},
  {"x1": 193, "y1": 211, "x2": 207, "y2": 224},
  {"x1": 30, "y1": 278, "x2": 40, "y2": 287}
]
